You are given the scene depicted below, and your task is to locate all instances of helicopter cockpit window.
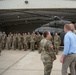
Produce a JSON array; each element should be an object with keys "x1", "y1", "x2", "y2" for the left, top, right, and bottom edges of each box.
[{"x1": 42, "y1": 23, "x2": 50, "y2": 27}]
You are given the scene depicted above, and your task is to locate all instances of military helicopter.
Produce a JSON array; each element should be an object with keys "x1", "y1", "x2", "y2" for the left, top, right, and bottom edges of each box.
[
  {"x1": 34, "y1": 16, "x2": 72, "y2": 45},
  {"x1": 34, "y1": 16, "x2": 71, "y2": 35}
]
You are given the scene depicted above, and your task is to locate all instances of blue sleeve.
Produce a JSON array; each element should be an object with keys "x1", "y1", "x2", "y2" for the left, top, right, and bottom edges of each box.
[{"x1": 62, "y1": 35, "x2": 70, "y2": 55}]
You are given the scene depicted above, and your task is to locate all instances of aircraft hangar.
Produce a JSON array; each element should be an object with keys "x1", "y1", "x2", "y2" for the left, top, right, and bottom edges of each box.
[{"x1": 0, "y1": 0, "x2": 76, "y2": 34}]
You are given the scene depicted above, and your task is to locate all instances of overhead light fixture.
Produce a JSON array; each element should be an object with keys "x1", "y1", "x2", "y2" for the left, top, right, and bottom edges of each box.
[{"x1": 25, "y1": 0, "x2": 28, "y2": 4}]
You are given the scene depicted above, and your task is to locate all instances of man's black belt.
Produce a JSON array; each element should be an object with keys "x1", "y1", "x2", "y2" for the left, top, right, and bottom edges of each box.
[{"x1": 68, "y1": 53, "x2": 75, "y2": 55}]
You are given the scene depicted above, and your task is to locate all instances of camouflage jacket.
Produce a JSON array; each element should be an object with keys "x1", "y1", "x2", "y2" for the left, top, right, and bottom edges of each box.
[
  {"x1": 39, "y1": 39, "x2": 56, "y2": 62},
  {"x1": 54, "y1": 36, "x2": 61, "y2": 45},
  {"x1": 30, "y1": 34, "x2": 35, "y2": 42},
  {"x1": 26, "y1": 35, "x2": 31, "y2": 42},
  {"x1": 36, "y1": 35, "x2": 42, "y2": 42},
  {"x1": 23, "y1": 35, "x2": 27, "y2": 43},
  {"x1": 13, "y1": 35, "x2": 16, "y2": 42}
]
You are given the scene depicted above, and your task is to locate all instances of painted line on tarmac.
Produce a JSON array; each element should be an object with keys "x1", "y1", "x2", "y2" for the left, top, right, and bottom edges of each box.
[{"x1": 0, "y1": 51, "x2": 31, "y2": 75}]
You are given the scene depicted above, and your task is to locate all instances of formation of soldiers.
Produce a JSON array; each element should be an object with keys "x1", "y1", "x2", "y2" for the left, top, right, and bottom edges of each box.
[
  {"x1": 0, "y1": 32, "x2": 43, "y2": 51},
  {"x1": 0, "y1": 31, "x2": 61, "y2": 56}
]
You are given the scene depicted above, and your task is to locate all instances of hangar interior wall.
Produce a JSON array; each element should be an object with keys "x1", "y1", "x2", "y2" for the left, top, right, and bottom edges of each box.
[{"x1": 4, "y1": 24, "x2": 41, "y2": 34}]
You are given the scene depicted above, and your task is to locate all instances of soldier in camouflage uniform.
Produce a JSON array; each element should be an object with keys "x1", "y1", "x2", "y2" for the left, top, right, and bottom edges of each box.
[
  {"x1": 2, "y1": 32, "x2": 7, "y2": 50},
  {"x1": 21, "y1": 34, "x2": 24, "y2": 49},
  {"x1": 18, "y1": 33, "x2": 22, "y2": 50},
  {"x1": 15, "y1": 33, "x2": 18, "y2": 49},
  {"x1": 35, "y1": 32, "x2": 42, "y2": 50},
  {"x1": 50, "y1": 34, "x2": 53, "y2": 44},
  {"x1": 39, "y1": 31, "x2": 56, "y2": 75},
  {"x1": 26, "y1": 32, "x2": 31, "y2": 49},
  {"x1": 22, "y1": 33, "x2": 25, "y2": 49},
  {"x1": 10, "y1": 32, "x2": 13, "y2": 49},
  {"x1": 30, "y1": 32, "x2": 35, "y2": 51},
  {"x1": 6, "y1": 34, "x2": 11, "y2": 50},
  {"x1": 54, "y1": 33, "x2": 61, "y2": 55},
  {"x1": 12, "y1": 34, "x2": 16, "y2": 50},
  {"x1": 23, "y1": 33, "x2": 27, "y2": 51}
]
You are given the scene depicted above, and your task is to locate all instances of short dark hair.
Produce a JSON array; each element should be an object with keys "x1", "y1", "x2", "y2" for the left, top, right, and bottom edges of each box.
[
  {"x1": 64, "y1": 24, "x2": 71, "y2": 30},
  {"x1": 43, "y1": 31, "x2": 49, "y2": 38}
]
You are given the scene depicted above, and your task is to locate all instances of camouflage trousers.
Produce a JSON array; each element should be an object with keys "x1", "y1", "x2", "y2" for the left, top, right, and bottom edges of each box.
[
  {"x1": 27, "y1": 42, "x2": 30, "y2": 49},
  {"x1": 15, "y1": 41, "x2": 18, "y2": 49},
  {"x1": 7, "y1": 42, "x2": 11, "y2": 50},
  {"x1": 43, "y1": 62, "x2": 53, "y2": 75},
  {"x1": 36, "y1": 41, "x2": 40, "y2": 50},
  {"x1": 12, "y1": 42, "x2": 16, "y2": 50},
  {"x1": 18, "y1": 42, "x2": 23, "y2": 50},
  {"x1": 30, "y1": 42, "x2": 35, "y2": 50},
  {"x1": 24, "y1": 43, "x2": 27, "y2": 51},
  {"x1": 2, "y1": 42, "x2": 5, "y2": 50},
  {"x1": 54, "y1": 43, "x2": 60, "y2": 54}
]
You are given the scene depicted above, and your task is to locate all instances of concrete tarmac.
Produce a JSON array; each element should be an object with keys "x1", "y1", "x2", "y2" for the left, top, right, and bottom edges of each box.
[{"x1": 0, "y1": 50, "x2": 69, "y2": 75}]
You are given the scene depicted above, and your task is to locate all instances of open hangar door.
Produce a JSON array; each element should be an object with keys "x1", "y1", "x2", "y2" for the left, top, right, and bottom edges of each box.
[{"x1": 0, "y1": 9, "x2": 76, "y2": 34}]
